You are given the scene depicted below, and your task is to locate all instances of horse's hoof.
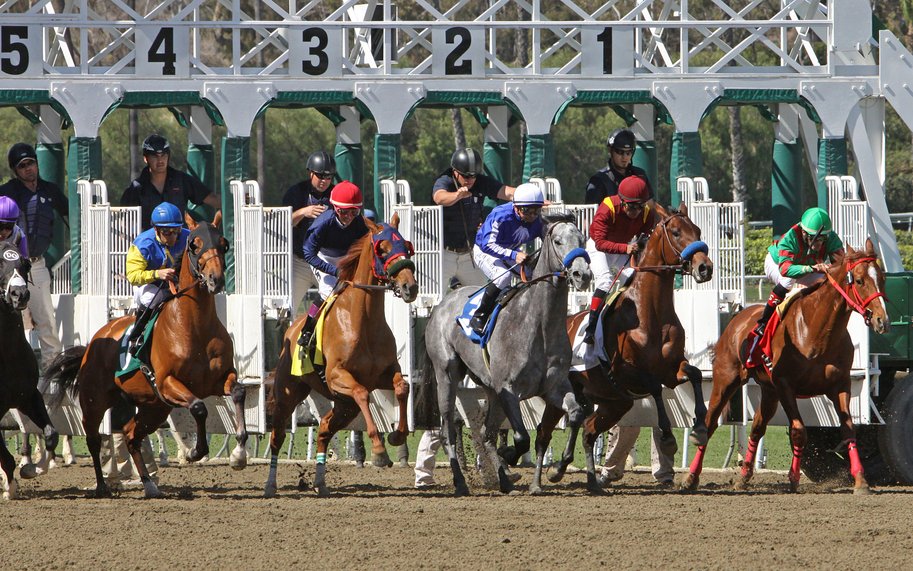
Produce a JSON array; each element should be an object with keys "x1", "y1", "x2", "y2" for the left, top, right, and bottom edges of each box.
[
  {"x1": 853, "y1": 485, "x2": 873, "y2": 496},
  {"x1": 315, "y1": 485, "x2": 330, "y2": 498},
  {"x1": 498, "y1": 446, "x2": 519, "y2": 466},
  {"x1": 680, "y1": 474, "x2": 700, "y2": 492},
  {"x1": 90, "y1": 486, "x2": 112, "y2": 499},
  {"x1": 454, "y1": 486, "x2": 470, "y2": 498},
  {"x1": 506, "y1": 471, "x2": 522, "y2": 484},
  {"x1": 398, "y1": 459, "x2": 409, "y2": 469},
  {"x1": 372, "y1": 451, "x2": 393, "y2": 468},
  {"x1": 529, "y1": 485, "x2": 544, "y2": 496},
  {"x1": 587, "y1": 484, "x2": 607, "y2": 495},
  {"x1": 229, "y1": 446, "x2": 248, "y2": 470},
  {"x1": 659, "y1": 435, "x2": 678, "y2": 458},
  {"x1": 158, "y1": 454, "x2": 170, "y2": 467},
  {"x1": 733, "y1": 479, "x2": 749, "y2": 491},
  {"x1": 689, "y1": 425, "x2": 709, "y2": 447},
  {"x1": 263, "y1": 484, "x2": 277, "y2": 499},
  {"x1": 19, "y1": 464, "x2": 39, "y2": 480},
  {"x1": 188, "y1": 447, "x2": 208, "y2": 463},
  {"x1": 547, "y1": 471, "x2": 565, "y2": 484},
  {"x1": 386, "y1": 431, "x2": 406, "y2": 447}
]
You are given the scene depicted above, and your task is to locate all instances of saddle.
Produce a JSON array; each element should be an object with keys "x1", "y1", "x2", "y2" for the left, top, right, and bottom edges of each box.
[
  {"x1": 744, "y1": 288, "x2": 803, "y2": 372},
  {"x1": 114, "y1": 310, "x2": 164, "y2": 380},
  {"x1": 291, "y1": 293, "x2": 339, "y2": 378}
]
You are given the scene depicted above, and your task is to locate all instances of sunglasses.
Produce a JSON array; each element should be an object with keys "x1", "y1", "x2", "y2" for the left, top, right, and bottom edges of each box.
[
  {"x1": 517, "y1": 206, "x2": 542, "y2": 215},
  {"x1": 313, "y1": 172, "x2": 335, "y2": 181},
  {"x1": 0, "y1": 222, "x2": 13, "y2": 232},
  {"x1": 612, "y1": 149, "x2": 635, "y2": 157},
  {"x1": 157, "y1": 227, "x2": 180, "y2": 236},
  {"x1": 16, "y1": 159, "x2": 37, "y2": 169},
  {"x1": 622, "y1": 201, "x2": 645, "y2": 211},
  {"x1": 455, "y1": 171, "x2": 477, "y2": 180}
]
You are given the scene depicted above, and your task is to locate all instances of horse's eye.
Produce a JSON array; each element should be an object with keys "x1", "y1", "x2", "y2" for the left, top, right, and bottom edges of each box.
[
  {"x1": 856, "y1": 278, "x2": 864, "y2": 285},
  {"x1": 672, "y1": 230, "x2": 681, "y2": 238},
  {"x1": 554, "y1": 239, "x2": 563, "y2": 246}
]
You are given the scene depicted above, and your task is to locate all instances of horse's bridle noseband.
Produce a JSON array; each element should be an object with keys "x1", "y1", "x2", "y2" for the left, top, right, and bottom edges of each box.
[
  {"x1": 633, "y1": 212, "x2": 708, "y2": 274},
  {"x1": 826, "y1": 256, "x2": 886, "y2": 326}
]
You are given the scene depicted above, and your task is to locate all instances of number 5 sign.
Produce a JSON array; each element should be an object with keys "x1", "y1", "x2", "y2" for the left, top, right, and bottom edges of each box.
[
  {"x1": 135, "y1": 26, "x2": 189, "y2": 77},
  {"x1": 0, "y1": 26, "x2": 42, "y2": 77}
]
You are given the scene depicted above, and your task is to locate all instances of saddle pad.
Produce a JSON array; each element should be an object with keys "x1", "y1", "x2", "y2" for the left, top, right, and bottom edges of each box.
[
  {"x1": 291, "y1": 293, "x2": 338, "y2": 377},
  {"x1": 456, "y1": 288, "x2": 502, "y2": 348},
  {"x1": 114, "y1": 312, "x2": 163, "y2": 379},
  {"x1": 745, "y1": 308, "x2": 783, "y2": 373},
  {"x1": 569, "y1": 289, "x2": 623, "y2": 372}
]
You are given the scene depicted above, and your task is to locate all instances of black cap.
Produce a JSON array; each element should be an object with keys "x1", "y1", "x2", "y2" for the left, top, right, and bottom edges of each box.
[
  {"x1": 8, "y1": 143, "x2": 37, "y2": 169},
  {"x1": 142, "y1": 134, "x2": 170, "y2": 155},
  {"x1": 306, "y1": 150, "x2": 336, "y2": 175}
]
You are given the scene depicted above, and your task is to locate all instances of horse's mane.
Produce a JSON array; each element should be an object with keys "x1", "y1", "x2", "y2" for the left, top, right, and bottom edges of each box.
[{"x1": 336, "y1": 232, "x2": 374, "y2": 282}]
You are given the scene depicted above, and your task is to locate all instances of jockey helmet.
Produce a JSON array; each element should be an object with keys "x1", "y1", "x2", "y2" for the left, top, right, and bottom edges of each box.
[
  {"x1": 142, "y1": 134, "x2": 170, "y2": 155},
  {"x1": 450, "y1": 148, "x2": 482, "y2": 176},
  {"x1": 330, "y1": 181, "x2": 363, "y2": 209},
  {"x1": 8, "y1": 143, "x2": 37, "y2": 169},
  {"x1": 606, "y1": 128, "x2": 636, "y2": 151},
  {"x1": 618, "y1": 176, "x2": 650, "y2": 203},
  {"x1": 151, "y1": 202, "x2": 183, "y2": 228},
  {"x1": 513, "y1": 183, "x2": 545, "y2": 206},
  {"x1": 0, "y1": 196, "x2": 19, "y2": 223},
  {"x1": 800, "y1": 207, "x2": 832, "y2": 234},
  {"x1": 363, "y1": 209, "x2": 377, "y2": 222},
  {"x1": 307, "y1": 150, "x2": 336, "y2": 175}
]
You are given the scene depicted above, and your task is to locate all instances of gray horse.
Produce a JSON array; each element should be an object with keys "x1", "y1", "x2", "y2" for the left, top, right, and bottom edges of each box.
[{"x1": 423, "y1": 213, "x2": 592, "y2": 496}]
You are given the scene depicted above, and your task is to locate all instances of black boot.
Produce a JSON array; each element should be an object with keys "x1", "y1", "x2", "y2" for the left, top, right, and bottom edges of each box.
[
  {"x1": 297, "y1": 302, "x2": 321, "y2": 349},
  {"x1": 752, "y1": 283, "x2": 788, "y2": 337},
  {"x1": 470, "y1": 283, "x2": 501, "y2": 335},
  {"x1": 583, "y1": 289, "x2": 608, "y2": 344},
  {"x1": 127, "y1": 304, "x2": 151, "y2": 355}
]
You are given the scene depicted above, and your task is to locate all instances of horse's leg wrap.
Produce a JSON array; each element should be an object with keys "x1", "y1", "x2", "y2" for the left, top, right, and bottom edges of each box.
[
  {"x1": 847, "y1": 439, "x2": 864, "y2": 478},
  {"x1": 789, "y1": 444, "x2": 803, "y2": 485},
  {"x1": 689, "y1": 445, "x2": 707, "y2": 477},
  {"x1": 741, "y1": 437, "x2": 759, "y2": 478}
]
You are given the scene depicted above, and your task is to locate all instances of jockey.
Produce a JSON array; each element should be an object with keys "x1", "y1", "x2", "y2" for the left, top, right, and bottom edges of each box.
[
  {"x1": 751, "y1": 206, "x2": 845, "y2": 342},
  {"x1": 124, "y1": 202, "x2": 190, "y2": 354},
  {"x1": 582, "y1": 175, "x2": 654, "y2": 344},
  {"x1": 302, "y1": 180, "x2": 369, "y2": 300},
  {"x1": 0, "y1": 195, "x2": 29, "y2": 258},
  {"x1": 469, "y1": 182, "x2": 545, "y2": 335}
]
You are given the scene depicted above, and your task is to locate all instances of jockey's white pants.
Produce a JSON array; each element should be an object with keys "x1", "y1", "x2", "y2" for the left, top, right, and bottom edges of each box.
[
  {"x1": 414, "y1": 429, "x2": 442, "y2": 487},
  {"x1": 22, "y1": 257, "x2": 62, "y2": 368},
  {"x1": 292, "y1": 256, "x2": 319, "y2": 316},
  {"x1": 311, "y1": 252, "x2": 345, "y2": 300},
  {"x1": 587, "y1": 238, "x2": 635, "y2": 292},
  {"x1": 133, "y1": 282, "x2": 171, "y2": 309},
  {"x1": 763, "y1": 252, "x2": 824, "y2": 290},
  {"x1": 472, "y1": 245, "x2": 515, "y2": 288}
]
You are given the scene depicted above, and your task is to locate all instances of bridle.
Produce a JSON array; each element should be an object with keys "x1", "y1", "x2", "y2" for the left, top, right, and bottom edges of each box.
[
  {"x1": 632, "y1": 211, "x2": 708, "y2": 274},
  {"x1": 825, "y1": 256, "x2": 886, "y2": 326},
  {"x1": 172, "y1": 224, "x2": 227, "y2": 297},
  {"x1": 344, "y1": 224, "x2": 416, "y2": 298},
  {"x1": 518, "y1": 219, "x2": 589, "y2": 285},
  {"x1": 0, "y1": 248, "x2": 27, "y2": 307}
]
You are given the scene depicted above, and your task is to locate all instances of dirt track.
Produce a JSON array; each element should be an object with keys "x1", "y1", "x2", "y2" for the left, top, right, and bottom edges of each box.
[{"x1": 2, "y1": 458, "x2": 912, "y2": 570}]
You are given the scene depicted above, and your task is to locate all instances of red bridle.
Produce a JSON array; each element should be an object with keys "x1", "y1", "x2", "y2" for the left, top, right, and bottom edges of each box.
[{"x1": 825, "y1": 256, "x2": 885, "y2": 326}]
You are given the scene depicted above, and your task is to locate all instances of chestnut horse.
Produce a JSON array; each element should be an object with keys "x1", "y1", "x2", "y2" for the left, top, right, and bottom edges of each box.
[
  {"x1": 0, "y1": 240, "x2": 59, "y2": 499},
  {"x1": 264, "y1": 214, "x2": 418, "y2": 498},
  {"x1": 683, "y1": 238, "x2": 889, "y2": 494},
  {"x1": 48, "y1": 213, "x2": 245, "y2": 498},
  {"x1": 545, "y1": 202, "x2": 714, "y2": 492}
]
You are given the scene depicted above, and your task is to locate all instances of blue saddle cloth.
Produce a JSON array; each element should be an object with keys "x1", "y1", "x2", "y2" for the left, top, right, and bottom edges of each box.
[{"x1": 455, "y1": 288, "x2": 503, "y2": 349}]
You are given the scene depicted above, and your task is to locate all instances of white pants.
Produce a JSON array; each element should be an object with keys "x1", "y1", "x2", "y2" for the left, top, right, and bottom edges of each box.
[
  {"x1": 442, "y1": 249, "x2": 486, "y2": 289},
  {"x1": 601, "y1": 425, "x2": 675, "y2": 483},
  {"x1": 414, "y1": 429, "x2": 442, "y2": 486},
  {"x1": 311, "y1": 252, "x2": 345, "y2": 300},
  {"x1": 292, "y1": 256, "x2": 319, "y2": 316},
  {"x1": 472, "y1": 245, "x2": 514, "y2": 288},
  {"x1": 133, "y1": 282, "x2": 170, "y2": 309},
  {"x1": 100, "y1": 433, "x2": 158, "y2": 483},
  {"x1": 22, "y1": 257, "x2": 62, "y2": 368},
  {"x1": 587, "y1": 238, "x2": 634, "y2": 292},
  {"x1": 764, "y1": 252, "x2": 823, "y2": 289}
]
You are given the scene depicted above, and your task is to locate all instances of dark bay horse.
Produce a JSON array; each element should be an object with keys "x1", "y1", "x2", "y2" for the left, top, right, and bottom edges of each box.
[
  {"x1": 264, "y1": 214, "x2": 418, "y2": 498},
  {"x1": 0, "y1": 241, "x2": 58, "y2": 499},
  {"x1": 47, "y1": 213, "x2": 244, "y2": 499},
  {"x1": 423, "y1": 213, "x2": 592, "y2": 496},
  {"x1": 545, "y1": 202, "x2": 714, "y2": 493},
  {"x1": 683, "y1": 239, "x2": 889, "y2": 494}
]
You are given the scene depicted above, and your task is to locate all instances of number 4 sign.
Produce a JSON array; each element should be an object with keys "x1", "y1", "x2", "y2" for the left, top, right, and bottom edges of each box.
[{"x1": 135, "y1": 26, "x2": 189, "y2": 77}]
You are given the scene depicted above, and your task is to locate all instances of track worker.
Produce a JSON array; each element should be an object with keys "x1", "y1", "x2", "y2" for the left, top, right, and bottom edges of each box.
[{"x1": 585, "y1": 128, "x2": 653, "y2": 204}]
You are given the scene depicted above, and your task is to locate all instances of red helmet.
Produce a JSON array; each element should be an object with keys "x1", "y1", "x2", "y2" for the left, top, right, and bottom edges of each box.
[
  {"x1": 618, "y1": 176, "x2": 650, "y2": 203},
  {"x1": 329, "y1": 181, "x2": 363, "y2": 209}
]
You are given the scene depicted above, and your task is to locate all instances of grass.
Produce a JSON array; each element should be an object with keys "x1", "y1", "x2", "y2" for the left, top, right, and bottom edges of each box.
[{"x1": 4, "y1": 424, "x2": 793, "y2": 471}]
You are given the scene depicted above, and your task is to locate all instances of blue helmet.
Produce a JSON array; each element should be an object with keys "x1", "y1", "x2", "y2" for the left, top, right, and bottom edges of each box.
[{"x1": 151, "y1": 202, "x2": 182, "y2": 228}]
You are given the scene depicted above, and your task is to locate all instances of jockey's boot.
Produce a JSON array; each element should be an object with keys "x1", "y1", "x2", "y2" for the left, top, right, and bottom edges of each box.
[
  {"x1": 127, "y1": 304, "x2": 151, "y2": 355},
  {"x1": 582, "y1": 288, "x2": 608, "y2": 345},
  {"x1": 470, "y1": 283, "x2": 501, "y2": 335},
  {"x1": 297, "y1": 302, "x2": 322, "y2": 349},
  {"x1": 747, "y1": 283, "x2": 788, "y2": 363}
]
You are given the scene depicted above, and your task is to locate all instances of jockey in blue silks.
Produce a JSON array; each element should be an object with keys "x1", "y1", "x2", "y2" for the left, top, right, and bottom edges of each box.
[{"x1": 469, "y1": 182, "x2": 545, "y2": 335}]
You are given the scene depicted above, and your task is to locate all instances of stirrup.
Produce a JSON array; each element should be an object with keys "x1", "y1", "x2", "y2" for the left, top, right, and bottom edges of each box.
[{"x1": 470, "y1": 315, "x2": 487, "y2": 335}]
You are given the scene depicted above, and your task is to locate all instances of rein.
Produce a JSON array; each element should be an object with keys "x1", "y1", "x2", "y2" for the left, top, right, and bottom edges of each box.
[
  {"x1": 825, "y1": 256, "x2": 885, "y2": 325},
  {"x1": 631, "y1": 211, "x2": 708, "y2": 274}
]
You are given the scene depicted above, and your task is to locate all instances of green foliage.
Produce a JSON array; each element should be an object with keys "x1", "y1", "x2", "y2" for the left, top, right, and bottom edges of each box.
[{"x1": 745, "y1": 227, "x2": 773, "y2": 276}]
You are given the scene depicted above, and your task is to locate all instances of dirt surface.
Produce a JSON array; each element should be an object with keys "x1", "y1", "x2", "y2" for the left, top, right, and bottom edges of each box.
[{"x1": 2, "y1": 458, "x2": 913, "y2": 570}]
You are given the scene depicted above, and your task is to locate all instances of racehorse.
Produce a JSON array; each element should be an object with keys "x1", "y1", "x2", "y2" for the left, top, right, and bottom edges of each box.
[
  {"x1": 546, "y1": 202, "x2": 714, "y2": 492},
  {"x1": 264, "y1": 214, "x2": 418, "y2": 497},
  {"x1": 0, "y1": 240, "x2": 59, "y2": 499},
  {"x1": 683, "y1": 238, "x2": 888, "y2": 494},
  {"x1": 47, "y1": 212, "x2": 245, "y2": 499},
  {"x1": 423, "y1": 213, "x2": 592, "y2": 496}
]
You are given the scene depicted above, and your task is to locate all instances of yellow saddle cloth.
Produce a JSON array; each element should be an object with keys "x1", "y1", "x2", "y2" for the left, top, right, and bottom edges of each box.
[{"x1": 290, "y1": 293, "x2": 338, "y2": 377}]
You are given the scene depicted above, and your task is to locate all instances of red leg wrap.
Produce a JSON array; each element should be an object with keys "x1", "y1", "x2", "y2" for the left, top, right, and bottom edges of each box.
[
  {"x1": 689, "y1": 446, "x2": 706, "y2": 477},
  {"x1": 847, "y1": 440, "x2": 864, "y2": 478},
  {"x1": 741, "y1": 438, "x2": 759, "y2": 477},
  {"x1": 789, "y1": 445, "x2": 803, "y2": 484},
  {"x1": 589, "y1": 296, "x2": 602, "y2": 311}
]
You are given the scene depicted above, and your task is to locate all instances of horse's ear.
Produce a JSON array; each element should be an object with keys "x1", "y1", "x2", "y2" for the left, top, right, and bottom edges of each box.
[
  {"x1": 212, "y1": 210, "x2": 222, "y2": 228},
  {"x1": 865, "y1": 237, "x2": 876, "y2": 256},
  {"x1": 390, "y1": 211, "x2": 400, "y2": 230},
  {"x1": 678, "y1": 201, "x2": 688, "y2": 217},
  {"x1": 185, "y1": 211, "x2": 198, "y2": 231},
  {"x1": 652, "y1": 201, "x2": 668, "y2": 218}
]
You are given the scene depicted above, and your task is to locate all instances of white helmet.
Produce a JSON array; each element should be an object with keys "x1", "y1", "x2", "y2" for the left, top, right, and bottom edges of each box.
[{"x1": 513, "y1": 183, "x2": 545, "y2": 206}]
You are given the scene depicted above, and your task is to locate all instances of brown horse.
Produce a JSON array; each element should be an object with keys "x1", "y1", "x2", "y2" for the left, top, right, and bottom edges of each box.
[
  {"x1": 47, "y1": 212, "x2": 244, "y2": 499},
  {"x1": 544, "y1": 202, "x2": 714, "y2": 492},
  {"x1": 683, "y1": 238, "x2": 889, "y2": 494},
  {"x1": 264, "y1": 214, "x2": 418, "y2": 497}
]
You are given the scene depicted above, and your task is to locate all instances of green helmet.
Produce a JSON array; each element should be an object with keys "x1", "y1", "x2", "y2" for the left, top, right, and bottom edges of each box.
[{"x1": 800, "y1": 207, "x2": 832, "y2": 234}]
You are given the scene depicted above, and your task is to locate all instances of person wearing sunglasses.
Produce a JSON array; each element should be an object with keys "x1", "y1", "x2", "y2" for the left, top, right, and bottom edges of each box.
[
  {"x1": 746, "y1": 207, "x2": 845, "y2": 366},
  {"x1": 584, "y1": 128, "x2": 653, "y2": 205},
  {"x1": 0, "y1": 142, "x2": 68, "y2": 368},
  {"x1": 121, "y1": 134, "x2": 221, "y2": 231},
  {"x1": 432, "y1": 147, "x2": 516, "y2": 291},
  {"x1": 124, "y1": 202, "x2": 190, "y2": 356},
  {"x1": 283, "y1": 150, "x2": 337, "y2": 315},
  {"x1": 467, "y1": 183, "x2": 544, "y2": 335}
]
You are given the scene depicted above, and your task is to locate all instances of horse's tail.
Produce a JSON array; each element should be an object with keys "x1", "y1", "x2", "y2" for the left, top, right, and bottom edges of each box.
[
  {"x1": 45, "y1": 346, "x2": 87, "y2": 407},
  {"x1": 412, "y1": 333, "x2": 440, "y2": 430}
]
